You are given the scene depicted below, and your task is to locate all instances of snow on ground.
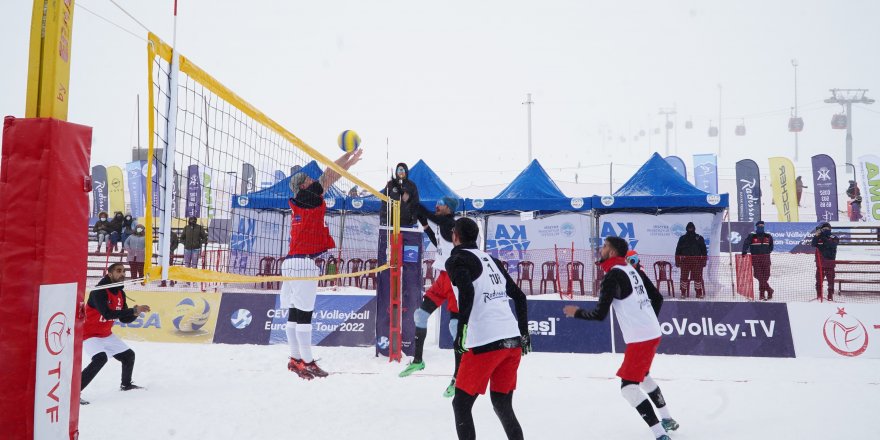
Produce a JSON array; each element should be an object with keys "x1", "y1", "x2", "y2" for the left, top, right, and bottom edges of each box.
[{"x1": 79, "y1": 342, "x2": 880, "y2": 440}]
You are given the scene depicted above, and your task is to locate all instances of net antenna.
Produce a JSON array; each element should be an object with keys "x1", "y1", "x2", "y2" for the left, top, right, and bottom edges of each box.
[{"x1": 157, "y1": 0, "x2": 181, "y2": 281}]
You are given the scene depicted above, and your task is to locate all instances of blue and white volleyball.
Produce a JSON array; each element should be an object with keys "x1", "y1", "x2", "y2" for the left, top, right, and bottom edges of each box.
[
  {"x1": 173, "y1": 297, "x2": 211, "y2": 332},
  {"x1": 337, "y1": 130, "x2": 361, "y2": 153},
  {"x1": 230, "y1": 309, "x2": 253, "y2": 329}
]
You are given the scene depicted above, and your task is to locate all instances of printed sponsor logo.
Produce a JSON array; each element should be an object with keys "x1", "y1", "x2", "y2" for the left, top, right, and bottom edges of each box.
[
  {"x1": 377, "y1": 336, "x2": 390, "y2": 350},
  {"x1": 728, "y1": 231, "x2": 742, "y2": 245},
  {"x1": 778, "y1": 165, "x2": 792, "y2": 221},
  {"x1": 528, "y1": 317, "x2": 559, "y2": 336},
  {"x1": 600, "y1": 196, "x2": 614, "y2": 207},
  {"x1": 816, "y1": 167, "x2": 832, "y2": 181},
  {"x1": 238, "y1": 196, "x2": 249, "y2": 207},
  {"x1": 570, "y1": 197, "x2": 584, "y2": 209},
  {"x1": 600, "y1": 221, "x2": 639, "y2": 250},
  {"x1": 659, "y1": 317, "x2": 776, "y2": 341},
  {"x1": 230, "y1": 309, "x2": 253, "y2": 329},
  {"x1": 472, "y1": 199, "x2": 485, "y2": 209},
  {"x1": 325, "y1": 196, "x2": 336, "y2": 209},
  {"x1": 352, "y1": 198, "x2": 364, "y2": 209},
  {"x1": 561, "y1": 222, "x2": 575, "y2": 237},
  {"x1": 738, "y1": 178, "x2": 760, "y2": 221},
  {"x1": 487, "y1": 224, "x2": 531, "y2": 251},
  {"x1": 823, "y1": 307, "x2": 871, "y2": 357},
  {"x1": 865, "y1": 160, "x2": 880, "y2": 220},
  {"x1": 44, "y1": 312, "x2": 69, "y2": 355},
  {"x1": 707, "y1": 194, "x2": 721, "y2": 205}
]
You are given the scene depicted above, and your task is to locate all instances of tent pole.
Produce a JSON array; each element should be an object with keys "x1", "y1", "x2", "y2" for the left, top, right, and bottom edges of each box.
[{"x1": 725, "y1": 208, "x2": 735, "y2": 297}]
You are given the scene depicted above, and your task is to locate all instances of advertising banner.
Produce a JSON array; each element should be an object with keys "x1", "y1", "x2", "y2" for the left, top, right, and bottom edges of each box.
[
  {"x1": 202, "y1": 169, "x2": 215, "y2": 219},
  {"x1": 664, "y1": 156, "x2": 687, "y2": 180},
  {"x1": 228, "y1": 208, "x2": 288, "y2": 275},
  {"x1": 185, "y1": 164, "x2": 201, "y2": 218},
  {"x1": 788, "y1": 303, "x2": 880, "y2": 358},
  {"x1": 485, "y1": 213, "x2": 593, "y2": 276},
  {"x1": 172, "y1": 169, "x2": 181, "y2": 218},
  {"x1": 439, "y1": 299, "x2": 613, "y2": 354},
  {"x1": 270, "y1": 294, "x2": 377, "y2": 347},
  {"x1": 599, "y1": 212, "x2": 722, "y2": 256},
  {"x1": 212, "y1": 292, "x2": 277, "y2": 345},
  {"x1": 735, "y1": 159, "x2": 762, "y2": 222},
  {"x1": 768, "y1": 157, "x2": 799, "y2": 222},
  {"x1": 693, "y1": 154, "x2": 718, "y2": 193},
  {"x1": 240, "y1": 163, "x2": 256, "y2": 195},
  {"x1": 91, "y1": 165, "x2": 108, "y2": 216},
  {"x1": 857, "y1": 154, "x2": 880, "y2": 222},
  {"x1": 375, "y1": 230, "x2": 423, "y2": 357},
  {"x1": 106, "y1": 166, "x2": 126, "y2": 214},
  {"x1": 612, "y1": 301, "x2": 795, "y2": 357},
  {"x1": 327, "y1": 214, "x2": 380, "y2": 254},
  {"x1": 721, "y1": 222, "x2": 816, "y2": 253},
  {"x1": 33, "y1": 283, "x2": 78, "y2": 440},
  {"x1": 125, "y1": 161, "x2": 146, "y2": 218},
  {"x1": 811, "y1": 154, "x2": 839, "y2": 222},
  {"x1": 113, "y1": 291, "x2": 222, "y2": 343}
]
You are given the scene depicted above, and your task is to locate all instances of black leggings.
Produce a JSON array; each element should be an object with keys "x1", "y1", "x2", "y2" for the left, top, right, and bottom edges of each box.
[
  {"x1": 452, "y1": 389, "x2": 523, "y2": 440},
  {"x1": 81, "y1": 349, "x2": 136, "y2": 390}
]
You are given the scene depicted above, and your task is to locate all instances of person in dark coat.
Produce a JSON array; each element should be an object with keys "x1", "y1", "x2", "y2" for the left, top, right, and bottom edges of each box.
[
  {"x1": 846, "y1": 181, "x2": 863, "y2": 222},
  {"x1": 674, "y1": 222, "x2": 708, "y2": 298},
  {"x1": 380, "y1": 162, "x2": 420, "y2": 227},
  {"x1": 742, "y1": 220, "x2": 774, "y2": 301},
  {"x1": 108, "y1": 212, "x2": 125, "y2": 251},
  {"x1": 811, "y1": 222, "x2": 839, "y2": 301},
  {"x1": 93, "y1": 212, "x2": 112, "y2": 252}
]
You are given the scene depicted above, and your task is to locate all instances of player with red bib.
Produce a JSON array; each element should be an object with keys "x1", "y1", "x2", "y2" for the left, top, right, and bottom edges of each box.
[{"x1": 564, "y1": 236, "x2": 679, "y2": 440}]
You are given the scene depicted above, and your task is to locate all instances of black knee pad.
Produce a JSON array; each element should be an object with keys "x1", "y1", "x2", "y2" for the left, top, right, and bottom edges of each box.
[
  {"x1": 91, "y1": 352, "x2": 108, "y2": 366},
  {"x1": 620, "y1": 379, "x2": 639, "y2": 388},
  {"x1": 114, "y1": 349, "x2": 135, "y2": 363},
  {"x1": 288, "y1": 308, "x2": 313, "y2": 324},
  {"x1": 450, "y1": 311, "x2": 460, "y2": 321},
  {"x1": 419, "y1": 297, "x2": 439, "y2": 314}
]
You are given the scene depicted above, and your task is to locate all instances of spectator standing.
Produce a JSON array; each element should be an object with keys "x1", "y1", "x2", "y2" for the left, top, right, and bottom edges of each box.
[
  {"x1": 674, "y1": 222, "x2": 708, "y2": 298},
  {"x1": 123, "y1": 224, "x2": 146, "y2": 280},
  {"x1": 742, "y1": 220, "x2": 774, "y2": 301},
  {"x1": 380, "y1": 162, "x2": 420, "y2": 227},
  {"x1": 846, "y1": 181, "x2": 863, "y2": 222},
  {"x1": 93, "y1": 212, "x2": 111, "y2": 253},
  {"x1": 120, "y1": 214, "x2": 135, "y2": 248},
  {"x1": 795, "y1": 176, "x2": 808, "y2": 207},
  {"x1": 811, "y1": 222, "x2": 839, "y2": 301},
  {"x1": 180, "y1": 216, "x2": 208, "y2": 269}
]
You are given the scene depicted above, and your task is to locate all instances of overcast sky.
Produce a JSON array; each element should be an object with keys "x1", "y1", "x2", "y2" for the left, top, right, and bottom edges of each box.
[{"x1": 2, "y1": 0, "x2": 879, "y2": 193}]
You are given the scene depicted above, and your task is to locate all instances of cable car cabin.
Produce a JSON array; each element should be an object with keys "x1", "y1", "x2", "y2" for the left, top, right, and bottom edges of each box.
[
  {"x1": 685, "y1": 120, "x2": 693, "y2": 129},
  {"x1": 788, "y1": 117, "x2": 804, "y2": 132},
  {"x1": 735, "y1": 124, "x2": 746, "y2": 136},
  {"x1": 831, "y1": 113, "x2": 848, "y2": 129},
  {"x1": 653, "y1": 128, "x2": 661, "y2": 135},
  {"x1": 708, "y1": 126, "x2": 719, "y2": 137},
  {"x1": 666, "y1": 121, "x2": 673, "y2": 129},
  {"x1": 639, "y1": 129, "x2": 646, "y2": 137}
]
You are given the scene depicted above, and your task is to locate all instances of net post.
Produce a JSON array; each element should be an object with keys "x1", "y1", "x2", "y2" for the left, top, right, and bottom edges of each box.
[
  {"x1": 388, "y1": 200, "x2": 403, "y2": 362},
  {"x1": 156, "y1": 47, "x2": 180, "y2": 281}
]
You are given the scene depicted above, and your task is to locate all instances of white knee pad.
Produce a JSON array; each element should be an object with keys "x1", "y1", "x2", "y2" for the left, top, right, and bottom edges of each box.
[
  {"x1": 449, "y1": 318, "x2": 458, "y2": 339},
  {"x1": 414, "y1": 308, "x2": 430, "y2": 328},
  {"x1": 640, "y1": 375, "x2": 659, "y2": 393},
  {"x1": 621, "y1": 384, "x2": 646, "y2": 407}
]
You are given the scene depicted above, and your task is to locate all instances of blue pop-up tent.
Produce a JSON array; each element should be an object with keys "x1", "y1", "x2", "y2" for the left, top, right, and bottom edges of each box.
[
  {"x1": 343, "y1": 159, "x2": 463, "y2": 213},
  {"x1": 592, "y1": 153, "x2": 728, "y2": 213},
  {"x1": 463, "y1": 159, "x2": 591, "y2": 213},
  {"x1": 230, "y1": 175, "x2": 348, "y2": 210}
]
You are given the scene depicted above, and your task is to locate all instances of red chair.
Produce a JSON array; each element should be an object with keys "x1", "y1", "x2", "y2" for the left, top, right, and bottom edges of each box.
[
  {"x1": 500, "y1": 260, "x2": 510, "y2": 273},
  {"x1": 566, "y1": 261, "x2": 585, "y2": 296},
  {"x1": 653, "y1": 261, "x2": 675, "y2": 297},
  {"x1": 344, "y1": 258, "x2": 364, "y2": 287},
  {"x1": 540, "y1": 261, "x2": 558, "y2": 294},
  {"x1": 270, "y1": 257, "x2": 284, "y2": 290},
  {"x1": 315, "y1": 257, "x2": 327, "y2": 287},
  {"x1": 361, "y1": 258, "x2": 379, "y2": 289},
  {"x1": 423, "y1": 259, "x2": 436, "y2": 286},
  {"x1": 257, "y1": 256, "x2": 276, "y2": 289},
  {"x1": 516, "y1": 261, "x2": 534, "y2": 295},
  {"x1": 325, "y1": 256, "x2": 341, "y2": 287}
]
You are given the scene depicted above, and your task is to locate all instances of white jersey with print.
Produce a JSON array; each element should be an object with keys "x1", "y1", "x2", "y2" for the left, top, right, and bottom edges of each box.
[
  {"x1": 610, "y1": 264, "x2": 662, "y2": 344},
  {"x1": 429, "y1": 220, "x2": 454, "y2": 272},
  {"x1": 463, "y1": 248, "x2": 521, "y2": 348}
]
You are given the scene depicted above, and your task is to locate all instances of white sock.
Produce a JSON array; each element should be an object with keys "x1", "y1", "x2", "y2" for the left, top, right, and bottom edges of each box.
[
  {"x1": 650, "y1": 422, "x2": 666, "y2": 437},
  {"x1": 296, "y1": 323, "x2": 313, "y2": 363},
  {"x1": 285, "y1": 322, "x2": 300, "y2": 359},
  {"x1": 658, "y1": 405, "x2": 672, "y2": 420}
]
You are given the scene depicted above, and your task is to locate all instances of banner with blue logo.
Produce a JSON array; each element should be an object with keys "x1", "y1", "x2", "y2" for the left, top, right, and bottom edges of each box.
[
  {"x1": 599, "y1": 212, "x2": 722, "y2": 256},
  {"x1": 439, "y1": 299, "x2": 612, "y2": 353},
  {"x1": 375, "y1": 229, "x2": 423, "y2": 357},
  {"x1": 91, "y1": 165, "x2": 108, "y2": 216},
  {"x1": 811, "y1": 154, "x2": 839, "y2": 222},
  {"x1": 228, "y1": 209, "x2": 287, "y2": 275},
  {"x1": 693, "y1": 153, "x2": 718, "y2": 193},
  {"x1": 270, "y1": 294, "x2": 377, "y2": 347},
  {"x1": 212, "y1": 292, "x2": 277, "y2": 344},
  {"x1": 612, "y1": 301, "x2": 795, "y2": 357},
  {"x1": 735, "y1": 159, "x2": 762, "y2": 222},
  {"x1": 721, "y1": 221, "x2": 817, "y2": 253},
  {"x1": 664, "y1": 156, "x2": 687, "y2": 180},
  {"x1": 485, "y1": 214, "x2": 593, "y2": 277},
  {"x1": 126, "y1": 161, "x2": 146, "y2": 218}
]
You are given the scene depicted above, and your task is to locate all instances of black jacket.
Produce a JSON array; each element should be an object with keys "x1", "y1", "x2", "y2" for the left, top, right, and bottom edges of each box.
[
  {"x1": 575, "y1": 261, "x2": 663, "y2": 321},
  {"x1": 445, "y1": 242, "x2": 529, "y2": 353},
  {"x1": 109, "y1": 213, "x2": 125, "y2": 234},
  {"x1": 88, "y1": 276, "x2": 138, "y2": 323},
  {"x1": 380, "y1": 162, "x2": 420, "y2": 226},
  {"x1": 675, "y1": 223, "x2": 708, "y2": 266},
  {"x1": 742, "y1": 232, "x2": 774, "y2": 256},
  {"x1": 811, "y1": 233, "x2": 839, "y2": 262}
]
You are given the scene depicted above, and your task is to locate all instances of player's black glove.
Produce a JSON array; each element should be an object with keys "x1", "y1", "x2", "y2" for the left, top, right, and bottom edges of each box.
[
  {"x1": 455, "y1": 324, "x2": 469, "y2": 354},
  {"x1": 520, "y1": 333, "x2": 532, "y2": 356}
]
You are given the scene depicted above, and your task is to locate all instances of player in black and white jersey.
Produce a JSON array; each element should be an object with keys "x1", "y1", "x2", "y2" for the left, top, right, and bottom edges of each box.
[
  {"x1": 445, "y1": 217, "x2": 530, "y2": 440},
  {"x1": 563, "y1": 236, "x2": 679, "y2": 440}
]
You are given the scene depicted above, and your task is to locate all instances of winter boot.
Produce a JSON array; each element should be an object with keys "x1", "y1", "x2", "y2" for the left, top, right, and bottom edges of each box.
[{"x1": 398, "y1": 361, "x2": 425, "y2": 377}]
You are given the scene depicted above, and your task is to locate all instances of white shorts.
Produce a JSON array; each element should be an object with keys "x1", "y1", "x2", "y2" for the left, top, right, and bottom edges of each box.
[
  {"x1": 281, "y1": 256, "x2": 321, "y2": 312},
  {"x1": 83, "y1": 334, "x2": 131, "y2": 358}
]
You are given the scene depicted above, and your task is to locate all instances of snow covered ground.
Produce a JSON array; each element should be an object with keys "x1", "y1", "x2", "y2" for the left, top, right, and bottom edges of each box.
[{"x1": 79, "y1": 342, "x2": 880, "y2": 440}]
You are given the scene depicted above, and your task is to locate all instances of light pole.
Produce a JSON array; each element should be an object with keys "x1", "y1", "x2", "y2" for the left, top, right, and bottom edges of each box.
[
  {"x1": 717, "y1": 84, "x2": 723, "y2": 157},
  {"x1": 658, "y1": 106, "x2": 677, "y2": 156},
  {"x1": 792, "y1": 59, "x2": 799, "y2": 161},
  {"x1": 522, "y1": 93, "x2": 534, "y2": 163}
]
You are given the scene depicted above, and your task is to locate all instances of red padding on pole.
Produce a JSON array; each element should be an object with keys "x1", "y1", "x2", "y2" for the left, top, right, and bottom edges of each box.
[{"x1": 0, "y1": 116, "x2": 92, "y2": 439}]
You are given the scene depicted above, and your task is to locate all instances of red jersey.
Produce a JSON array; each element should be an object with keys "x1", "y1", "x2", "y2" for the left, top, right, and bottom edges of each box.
[
  {"x1": 288, "y1": 199, "x2": 335, "y2": 255},
  {"x1": 84, "y1": 287, "x2": 126, "y2": 340}
]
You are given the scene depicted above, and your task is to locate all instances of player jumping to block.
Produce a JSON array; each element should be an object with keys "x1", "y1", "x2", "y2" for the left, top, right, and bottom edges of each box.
[{"x1": 563, "y1": 236, "x2": 679, "y2": 440}]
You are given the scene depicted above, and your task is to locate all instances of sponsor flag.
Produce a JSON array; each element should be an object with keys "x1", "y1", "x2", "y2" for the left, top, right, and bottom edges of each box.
[
  {"x1": 185, "y1": 164, "x2": 202, "y2": 218},
  {"x1": 202, "y1": 170, "x2": 215, "y2": 219},
  {"x1": 693, "y1": 154, "x2": 718, "y2": 193},
  {"x1": 126, "y1": 161, "x2": 146, "y2": 218},
  {"x1": 172, "y1": 169, "x2": 182, "y2": 218},
  {"x1": 858, "y1": 154, "x2": 880, "y2": 222},
  {"x1": 90, "y1": 165, "x2": 108, "y2": 216},
  {"x1": 811, "y1": 154, "x2": 839, "y2": 222},
  {"x1": 768, "y1": 157, "x2": 799, "y2": 222},
  {"x1": 664, "y1": 156, "x2": 687, "y2": 180},
  {"x1": 241, "y1": 163, "x2": 256, "y2": 195},
  {"x1": 106, "y1": 166, "x2": 126, "y2": 214},
  {"x1": 735, "y1": 159, "x2": 762, "y2": 222},
  {"x1": 149, "y1": 159, "x2": 163, "y2": 217}
]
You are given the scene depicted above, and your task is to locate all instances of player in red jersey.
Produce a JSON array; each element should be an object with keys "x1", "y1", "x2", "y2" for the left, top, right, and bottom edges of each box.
[
  {"x1": 80, "y1": 263, "x2": 150, "y2": 403},
  {"x1": 564, "y1": 237, "x2": 678, "y2": 440},
  {"x1": 283, "y1": 150, "x2": 362, "y2": 380}
]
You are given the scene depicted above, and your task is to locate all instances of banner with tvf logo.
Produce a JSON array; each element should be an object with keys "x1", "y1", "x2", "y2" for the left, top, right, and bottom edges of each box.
[
  {"x1": 858, "y1": 154, "x2": 880, "y2": 222},
  {"x1": 787, "y1": 303, "x2": 880, "y2": 358},
  {"x1": 768, "y1": 157, "x2": 799, "y2": 222}
]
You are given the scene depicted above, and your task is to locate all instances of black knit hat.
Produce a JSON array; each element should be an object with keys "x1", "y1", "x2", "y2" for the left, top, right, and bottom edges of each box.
[{"x1": 755, "y1": 220, "x2": 765, "y2": 226}]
